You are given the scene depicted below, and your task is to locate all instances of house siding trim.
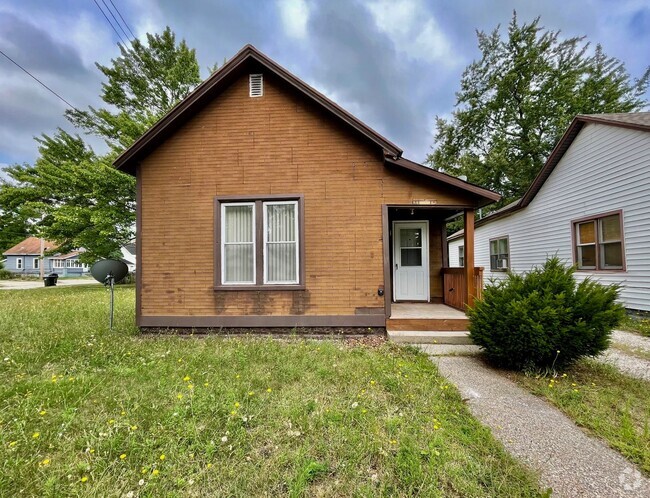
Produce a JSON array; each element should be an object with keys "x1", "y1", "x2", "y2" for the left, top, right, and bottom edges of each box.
[{"x1": 139, "y1": 314, "x2": 386, "y2": 328}]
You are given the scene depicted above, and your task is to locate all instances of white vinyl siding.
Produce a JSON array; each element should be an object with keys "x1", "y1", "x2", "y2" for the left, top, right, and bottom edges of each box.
[
  {"x1": 221, "y1": 203, "x2": 255, "y2": 284},
  {"x1": 264, "y1": 201, "x2": 298, "y2": 284},
  {"x1": 449, "y1": 123, "x2": 650, "y2": 311}
]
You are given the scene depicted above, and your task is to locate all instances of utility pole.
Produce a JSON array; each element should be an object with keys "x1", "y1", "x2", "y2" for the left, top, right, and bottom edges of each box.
[{"x1": 39, "y1": 237, "x2": 44, "y2": 279}]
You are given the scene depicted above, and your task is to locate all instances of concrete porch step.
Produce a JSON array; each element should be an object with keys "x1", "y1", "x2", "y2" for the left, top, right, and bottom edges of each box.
[
  {"x1": 387, "y1": 330, "x2": 472, "y2": 345},
  {"x1": 386, "y1": 318, "x2": 470, "y2": 332}
]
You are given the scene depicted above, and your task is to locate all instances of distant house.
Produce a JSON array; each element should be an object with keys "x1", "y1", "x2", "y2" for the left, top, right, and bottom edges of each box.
[
  {"x1": 113, "y1": 44, "x2": 499, "y2": 331},
  {"x1": 2, "y1": 237, "x2": 90, "y2": 277},
  {"x1": 120, "y1": 242, "x2": 136, "y2": 272},
  {"x1": 448, "y1": 112, "x2": 650, "y2": 312}
]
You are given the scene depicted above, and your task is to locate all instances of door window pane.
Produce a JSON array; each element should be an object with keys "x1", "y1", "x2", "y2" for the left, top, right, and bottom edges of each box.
[
  {"x1": 265, "y1": 202, "x2": 298, "y2": 283},
  {"x1": 223, "y1": 204, "x2": 255, "y2": 283},
  {"x1": 401, "y1": 248, "x2": 422, "y2": 266},
  {"x1": 400, "y1": 228, "x2": 422, "y2": 248}
]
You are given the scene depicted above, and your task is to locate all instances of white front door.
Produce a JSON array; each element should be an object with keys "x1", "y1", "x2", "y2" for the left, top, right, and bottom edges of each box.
[{"x1": 393, "y1": 221, "x2": 429, "y2": 301}]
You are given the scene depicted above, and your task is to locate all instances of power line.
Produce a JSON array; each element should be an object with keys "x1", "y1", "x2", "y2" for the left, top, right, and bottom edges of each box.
[
  {"x1": 108, "y1": 0, "x2": 136, "y2": 40},
  {"x1": 92, "y1": 0, "x2": 127, "y2": 46},
  {"x1": 101, "y1": 0, "x2": 130, "y2": 42},
  {"x1": 0, "y1": 48, "x2": 77, "y2": 110}
]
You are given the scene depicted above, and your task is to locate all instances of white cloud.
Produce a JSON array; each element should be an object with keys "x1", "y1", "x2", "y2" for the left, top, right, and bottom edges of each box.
[
  {"x1": 277, "y1": 0, "x2": 309, "y2": 39},
  {"x1": 367, "y1": 0, "x2": 455, "y2": 65}
]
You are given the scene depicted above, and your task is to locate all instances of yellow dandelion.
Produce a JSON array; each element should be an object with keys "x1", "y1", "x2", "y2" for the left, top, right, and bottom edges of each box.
[
  {"x1": 130, "y1": 425, "x2": 138, "y2": 431},
  {"x1": 235, "y1": 374, "x2": 240, "y2": 379},
  {"x1": 390, "y1": 439, "x2": 397, "y2": 444},
  {"x1": 177, "y1": 394, "x2": 183, "y2": 400},
  {"x1": 248, "y1": 391, "x2": 254, "y2": 396},
  {"x1": 32, "y1": 432, "x2": 40, "y2": 439},
  {"x1": 80, "y1": 476, "x2": 88, "y2": 483},
  {"x1": 159, "y1": 454, "x2": 165, "y2": 461},
  {"x1": 120, "y1": 411, "x2": 125, "y2": 416},
  {"x1": 234, "y1": 402, "x2": 240, "y2": 408},
  {"x1": 39, "y1": 410, "x2": 47, "y2": 416},
  {"x1": 187, "y1": 384, "x2": 194, "y2": 390},
  {"x1": 152, "y1": 469, "x2": 160, "y2": 476},
  {"x1": 89, "y1": 449, "x2": 95, "y2": 454},
  {"x1": 39, "y1": 458, "x2": 51, "y2": 467},
  {"x1": 370, "y1": 380, "x2": 376, "y2": 385},
  {"x1": 178, "y1": 359, "x2": 183, "y2": 363},
  {"x1": 183, "y1": 375, "x2": 191, "y2": 382},
  {"x1": 120, "y1": 454, "x2": 127, "y2": 460},
  {"x1": 230, "y1": 410, "x2": 236, "y2": 415},
  {"x1": 266, "y1": 388, "x2": 272, "y2": 393},
  {"x1": 9, "y1": 441, "x2": 17, "y2": 447},
  {"x1": 108, "y1": 419, "x2": 115, "y2": 424},
  {"x1": 207, "y1": 463, "x2": 213, "y2": 468},
  {"x1": 204, "y1": 382, "x2": 209, "y2": 387}
]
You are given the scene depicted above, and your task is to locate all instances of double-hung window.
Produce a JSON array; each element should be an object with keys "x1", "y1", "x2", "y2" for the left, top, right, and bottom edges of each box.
[
  {"x1": 33, "y1": 257, "x2": 39, "y2": 269},
  {"x1": 489, "y1": 237, "x2": 509, "y2": 271},
  {"x1": 573, "y1": 212, "x2": 624, "y2": 271},
  {"x1": 16, "y1": 258, "x2": 23, "y2": 270},
  {"x1": 458, "y1": 245, "x2": 465, "y2": 267},
  {"x1": 217, "y1": 196, "x2": 303, "y2": 288}
]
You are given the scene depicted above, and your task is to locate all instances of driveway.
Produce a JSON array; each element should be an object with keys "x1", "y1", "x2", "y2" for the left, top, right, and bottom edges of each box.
[{"x1": 0, "y1": 278, "x2": 100, "y2": 290}]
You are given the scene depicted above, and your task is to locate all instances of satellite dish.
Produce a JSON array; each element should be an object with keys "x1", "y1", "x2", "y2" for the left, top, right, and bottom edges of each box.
[
  {"x1": 91, "y1": 259, "x2": 129, "y2": 284},
  {"x1": 91, "y1": 259, "x2": 129, "y2": 330}
]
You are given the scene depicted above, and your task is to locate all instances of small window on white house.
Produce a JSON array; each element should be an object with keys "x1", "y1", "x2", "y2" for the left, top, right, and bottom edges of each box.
[
  {"x1": 33, "y1": 257, "x2": 39, "y2": 269},
  {"x1": 490, "y1": 237, "x2": 509, "y2": 271},
  {"x1": 222, "y1": 203, "x2": 256, "y2": 284},
  {"x1": 458, "y1": 245, "x2": 465, "y2": 267},
  {"x1": 53, "y1": 259, "x2": 65, "y2": 269},
  {"x1": 573, "y1": 212, "x2": 624, "y2": 270},
  {"x1": 249, "y1": 74, "x2": 263, "y2": 97},
  {"x1": 264, "y1": 201, "x2": 299, "y2": 284},
  {"x1": 16, "y1": 258, "x2": 23, "y2": 270}
]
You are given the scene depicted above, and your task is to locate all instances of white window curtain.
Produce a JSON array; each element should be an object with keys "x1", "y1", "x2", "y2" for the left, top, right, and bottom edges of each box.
[
  {"x1": 264, "y1": 202, "x2": 298, "y2": 283},
  {"x1": 222, "y1": 203, "x2": 255, "y2": 284}
]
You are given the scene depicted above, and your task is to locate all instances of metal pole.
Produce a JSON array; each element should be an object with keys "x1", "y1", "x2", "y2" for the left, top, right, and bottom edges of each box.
[{"x1": 109, "y1": 274, "x2": 115, "y2": 330}]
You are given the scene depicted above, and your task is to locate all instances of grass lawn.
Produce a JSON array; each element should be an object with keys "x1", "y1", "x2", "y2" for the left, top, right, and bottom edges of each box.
[
  {"x1": 620, "y1": 315, "x2": 650, "y2": 338},
  {"x1": 0, "y1": 285, "x2": 542, "y2": 497},
  {"x1": 510, "y1": 360, "x2": 650, "y2": 476}
]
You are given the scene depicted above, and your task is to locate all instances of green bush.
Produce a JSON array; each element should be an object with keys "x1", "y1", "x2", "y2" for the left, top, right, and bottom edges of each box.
[
  {"x1": 0, "y1": 260, "x2": 13, "y2": 280},
  {"x1": 468, "y1": 257, "x2": 625, "y2": 370}
]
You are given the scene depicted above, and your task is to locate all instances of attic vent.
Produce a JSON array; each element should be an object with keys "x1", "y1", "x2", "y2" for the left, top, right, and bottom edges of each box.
[{"x1": 249, "y1": 74, "x2": 263, "y2": 97}]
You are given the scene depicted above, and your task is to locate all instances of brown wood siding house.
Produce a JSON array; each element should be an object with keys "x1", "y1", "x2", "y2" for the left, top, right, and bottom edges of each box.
[{"x1": 115, "y1": 45, "x2": 499, "y2": 329}]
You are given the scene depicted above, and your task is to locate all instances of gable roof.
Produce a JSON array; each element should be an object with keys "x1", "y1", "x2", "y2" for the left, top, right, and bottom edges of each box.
[
  {"x1": 2, "y1": 236, "x2": 58, "y2": 256},
  {"x1": 448, "y1": 111, "x2": 650, "y2": 237},
  {"x1": 114, "y1": 44, "x2": 402, "y2": 174}
]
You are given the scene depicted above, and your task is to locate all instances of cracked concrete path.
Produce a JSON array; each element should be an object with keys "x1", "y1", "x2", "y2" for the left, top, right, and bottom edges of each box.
[{"x1": 427, "y1": 355, "x2": 650, "y2": 497}]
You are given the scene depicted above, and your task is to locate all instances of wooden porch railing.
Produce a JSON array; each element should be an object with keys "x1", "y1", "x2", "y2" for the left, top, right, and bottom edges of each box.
[{"x1": 442, "y1": 267, "x2": 484, "y2": 311}]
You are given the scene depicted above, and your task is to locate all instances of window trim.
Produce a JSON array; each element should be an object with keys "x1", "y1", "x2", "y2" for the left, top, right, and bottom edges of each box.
[
  {"x1": 220, "y1": 201, "x2": 256, "y2": 285},
  {"x1": 214, "y1": 194, "x2": 305, "y2": 291},
  {"x1": 33, "y1": 257, "x2": 39, "y2": 270},
  {"x1": 16, "y1": 257, "x2": 23, "y2": 270},
  {"x1": 489, "y1": 235, "x2": 510, "y2": 272},
  {"x1": 571, "y1": 210, "x2": 626, "y2": 272},
  {"x1": 263, "y1": 200, "x2": 300, "y2": 285},
  {"x1": 458, "y1": 245, "x2": 465, "y2": 267}
]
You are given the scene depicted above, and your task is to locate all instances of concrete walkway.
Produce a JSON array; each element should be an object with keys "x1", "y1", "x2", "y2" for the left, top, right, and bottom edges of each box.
[
  {"x1": 426, "y1": 354, "x2": 650, "y2": 497},
  {"x1": 0, "y1": 278, "x2": 99, "y2": 290}
]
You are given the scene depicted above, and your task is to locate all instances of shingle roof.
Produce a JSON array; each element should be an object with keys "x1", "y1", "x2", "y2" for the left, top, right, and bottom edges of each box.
[{"x1": 2, "y1": 237, "x2": 58, "y2": 256}]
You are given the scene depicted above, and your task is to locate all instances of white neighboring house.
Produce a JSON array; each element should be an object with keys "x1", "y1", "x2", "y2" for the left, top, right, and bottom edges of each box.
[
  {"x1": 448, "y1": 112, "x2": 650, "y2": 312},
  {"x1": 120, "y1": 242, "x2": 136, "y2": 272}
]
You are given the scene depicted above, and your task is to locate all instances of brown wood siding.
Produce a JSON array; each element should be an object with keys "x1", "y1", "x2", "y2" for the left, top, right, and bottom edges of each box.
[{"x1": 139, "y1": 73, "x2": 475, "y2": 318}]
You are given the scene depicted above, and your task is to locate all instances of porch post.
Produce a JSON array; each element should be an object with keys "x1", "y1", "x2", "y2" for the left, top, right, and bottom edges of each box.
[{"x1": 464, "y1": 208, "x2": 476, "y2": 308}]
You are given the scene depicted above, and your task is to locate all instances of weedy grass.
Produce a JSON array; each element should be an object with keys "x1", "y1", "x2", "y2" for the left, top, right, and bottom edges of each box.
[
  {"x1": 620, "y1": 315, "x2": 650, "y2": 338},
  {"x1": 0, "y1": 285, "x2": 542, "y2": 497},
  {"x1": 512, "y1": 359, "x2": 650, "y2": 475}
]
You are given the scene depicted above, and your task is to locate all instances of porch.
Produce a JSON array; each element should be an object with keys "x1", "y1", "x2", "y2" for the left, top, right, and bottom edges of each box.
[{"x1": 386, "y1": 303, "x2": 472, "y2": 344}]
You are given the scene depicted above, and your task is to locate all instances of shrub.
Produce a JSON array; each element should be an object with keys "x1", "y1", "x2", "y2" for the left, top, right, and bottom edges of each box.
[
  {"x1": 0, "y1": 260, "x2": 13, "y2": 280},
  {"x1": 468, "y1": 257, "x2": 625, "y2": 370}
]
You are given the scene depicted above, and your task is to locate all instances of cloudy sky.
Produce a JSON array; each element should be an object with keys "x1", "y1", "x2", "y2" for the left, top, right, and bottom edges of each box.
[{"x1": 1, "y1": 0, "x2": 649, "y2": 172}]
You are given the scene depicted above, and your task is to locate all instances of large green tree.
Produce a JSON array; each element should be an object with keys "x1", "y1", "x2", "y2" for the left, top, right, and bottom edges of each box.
[
  {"x1": 429, "y1": 14, "x2": 649, "y2": 208},
  {"x1": 0, "y1": 27, "x2": 201, "y2": 260}
]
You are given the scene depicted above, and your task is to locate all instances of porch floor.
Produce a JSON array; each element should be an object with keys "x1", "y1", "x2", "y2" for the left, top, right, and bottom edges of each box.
[{"x1": 390, "y1": 303, "x2": 466, "y2": 319}]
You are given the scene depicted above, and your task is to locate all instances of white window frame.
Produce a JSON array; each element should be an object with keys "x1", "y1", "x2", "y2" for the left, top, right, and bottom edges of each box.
[
  {"x1": 489, "y1": 236, "x2": 510, "y2": 271},
  {"x1": 52, "y1": 259, "x2": 65, "y2": 269},
  {"x1": 16, "y1": 257, "x2": 23, "y2": 270},
  {"x1": 33, "y1": 257, "x2": 39, "y2": 269},
  {"x1": 220, "y1": 202, "x2": 256, "y2": 285},
  {"x1": 263, "y1": 200, "x2": 299, "y2": 285}
]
